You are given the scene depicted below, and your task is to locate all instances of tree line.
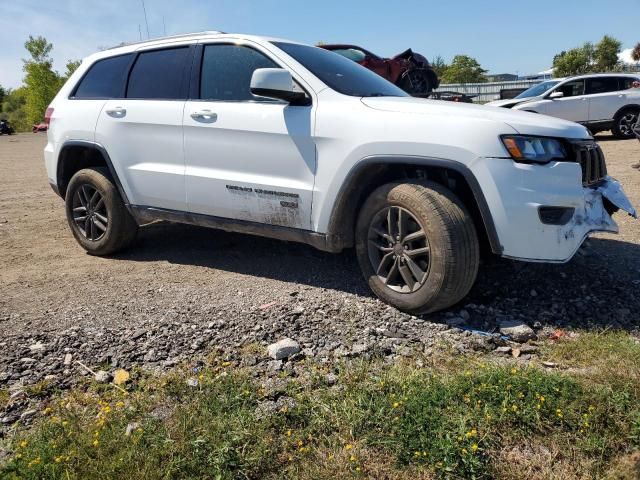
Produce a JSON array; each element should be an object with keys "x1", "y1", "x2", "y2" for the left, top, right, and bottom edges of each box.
[{"x1": 0, "y1": 36, "x2": 79, "y2": 132}]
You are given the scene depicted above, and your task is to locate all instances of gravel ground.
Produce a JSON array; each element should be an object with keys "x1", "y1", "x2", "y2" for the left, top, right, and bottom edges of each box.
[{"x1": 1, "y1": 133, "x2": 639, "y2": 404}]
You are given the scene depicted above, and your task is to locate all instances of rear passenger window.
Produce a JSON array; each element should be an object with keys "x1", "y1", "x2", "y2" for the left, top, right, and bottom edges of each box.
[
  {"x1": 73, "y1": 54, "x2": 132, "y2": 99},
  {"x1": 200, "y1": 45, "x2": 279, "y2": 101},
  {"x1": 586, "y1": 77, "x2": 620, "y2": 95},
  {"x1": 127, "y1": 47, "x2": 190, "y2": 100}
]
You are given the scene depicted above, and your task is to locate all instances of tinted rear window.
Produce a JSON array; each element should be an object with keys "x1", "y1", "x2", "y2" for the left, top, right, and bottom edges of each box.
[
  {"x1": 586, "y1": 77, "x2": 620, "y2": 95},
  {"x1": 127, "y1": 47, "x2": 190, "y2": 99},
  {"x1": 73, "y1": 54, "x2": 132, "y2": 99}
]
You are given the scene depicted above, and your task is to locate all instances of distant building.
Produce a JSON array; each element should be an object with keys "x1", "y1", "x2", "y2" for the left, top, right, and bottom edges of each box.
[
  {"x1": 521, "y1": 68, "x2": 554, "y2": 80},
  {"x1": 486, "y1": 73, "x2": 518, "y2": 82}
]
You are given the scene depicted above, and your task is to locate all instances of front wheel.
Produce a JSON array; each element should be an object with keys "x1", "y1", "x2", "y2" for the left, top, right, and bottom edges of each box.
[
  {"x1": 397, "y1": 69, "x2": 433, "y2": 95},
  {"x1": 65, "y1": 167, "x2": 138, "y2": 255},
  {"x1": 612, "y1": 108, "x2": 639, "y2": 139},
  {"x1": 355, "y1": 181, "x2": 479, "y2": 315}
]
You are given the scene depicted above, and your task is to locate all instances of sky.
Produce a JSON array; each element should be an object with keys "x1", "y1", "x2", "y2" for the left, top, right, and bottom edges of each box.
[{"x1": 1, "y1": 0, "x2": 639, "y2": 89}]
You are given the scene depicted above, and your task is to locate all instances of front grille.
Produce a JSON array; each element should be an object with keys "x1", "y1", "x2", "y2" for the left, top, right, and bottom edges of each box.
[{"x1": 572, "y1": 142, "x2": 607, "y2": 186}]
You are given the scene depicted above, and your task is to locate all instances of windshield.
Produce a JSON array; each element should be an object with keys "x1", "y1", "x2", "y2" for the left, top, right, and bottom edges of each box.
[
  {"x1": 273, "y1": 42, "x2": 408, "y2": 98},
  {"x1": 515, "y1": 81, "x2": 560, "y2": 99}
]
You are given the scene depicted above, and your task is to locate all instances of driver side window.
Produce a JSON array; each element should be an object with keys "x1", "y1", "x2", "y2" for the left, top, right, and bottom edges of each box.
[{"x1": 556, "y1": 80, "x2": 585, "y2": 98}]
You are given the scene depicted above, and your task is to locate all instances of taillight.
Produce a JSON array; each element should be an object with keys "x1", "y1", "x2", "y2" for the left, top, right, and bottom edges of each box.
[{"x1": 44, "y1": 107, "x2": 54, "y2": 125}]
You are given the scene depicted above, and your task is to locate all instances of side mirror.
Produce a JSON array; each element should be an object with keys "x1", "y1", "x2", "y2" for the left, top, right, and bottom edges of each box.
[
  {"x1": 549, "y1": 91, "x2": 564, "y2": 99},
  {"x1": 250, "y1": 68, "x2": 308, "y2": 105}
]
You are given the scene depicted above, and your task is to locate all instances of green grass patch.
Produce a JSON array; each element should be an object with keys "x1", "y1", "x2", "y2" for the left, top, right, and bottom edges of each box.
[{"x1": 2, "y1": 333, "x2": 640, "y2": 479}]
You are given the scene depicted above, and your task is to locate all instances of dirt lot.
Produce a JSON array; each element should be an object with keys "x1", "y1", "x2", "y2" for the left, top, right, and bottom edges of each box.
[{"x1": 1, "y1": 133, "x2": 639, "y2": 388}]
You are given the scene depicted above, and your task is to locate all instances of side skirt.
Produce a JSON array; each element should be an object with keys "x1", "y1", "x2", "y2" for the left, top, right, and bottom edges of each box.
[{"x1": 130, "y1": 205, "x2": 338, "y2": 252}]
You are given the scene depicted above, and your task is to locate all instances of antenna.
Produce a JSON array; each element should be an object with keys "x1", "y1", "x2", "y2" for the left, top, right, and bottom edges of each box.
[
  {"x1": 141, "y1": 0, "x2": 150, "y2": 39},
  {"x1": 138, "y1": 24, "x2": 142, "y2": 41},
  {"x1": 162, "y1": 16, "x2": 166, "y2": 36}
]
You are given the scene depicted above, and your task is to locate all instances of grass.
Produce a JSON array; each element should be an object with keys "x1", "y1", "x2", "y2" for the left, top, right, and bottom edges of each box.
[{"x1": 2, "y1": 332, "x2": 640, "y2": 479}]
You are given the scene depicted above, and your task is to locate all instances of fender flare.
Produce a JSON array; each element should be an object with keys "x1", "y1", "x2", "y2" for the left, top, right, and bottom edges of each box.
[
  {"x1": 325, "y1": 155, "x2": 503, "y2": 254},
  {"x1": 57, "y1": 140, "x2": 131, "y2": 205}
]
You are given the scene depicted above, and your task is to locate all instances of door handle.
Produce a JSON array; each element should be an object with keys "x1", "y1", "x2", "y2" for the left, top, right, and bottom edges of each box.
[
  {"x1": 105, "y1": 107, "x2": 126, "y2": 117},
  {"x1": 190, "y1": 109, "x2": 217, "y2": 122}
]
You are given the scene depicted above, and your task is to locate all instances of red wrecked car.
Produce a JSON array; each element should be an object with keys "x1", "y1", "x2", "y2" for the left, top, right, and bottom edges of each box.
[{"x1": 320, "y1": 44, "x2": 439, "y2": 96}]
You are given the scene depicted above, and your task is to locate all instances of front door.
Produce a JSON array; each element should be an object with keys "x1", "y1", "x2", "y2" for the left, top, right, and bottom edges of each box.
[
  {"x1": 542, "y1": 79, "x2": 588, "y2": 122},
  {"x1": 183, "y1": 43, "x2": 316, "y2": 230}
]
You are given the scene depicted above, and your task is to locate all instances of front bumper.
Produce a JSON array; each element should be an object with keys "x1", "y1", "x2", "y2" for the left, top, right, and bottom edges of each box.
[{"x1": 472, "y1": 157, "x2": 637, "y2": 263}]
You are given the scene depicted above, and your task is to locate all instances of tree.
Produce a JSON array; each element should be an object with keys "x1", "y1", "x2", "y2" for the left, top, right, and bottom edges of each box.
[
  {"x1": 62, "y1": 60, "x2": 82, "y2": 83},
  {"x1": 552, "y1": 43, "x2": 594, "y2": 77},
  {"x1": 552, "y1": 35, "x2": 623, "y2": 77},
  {"x1": 594, "y1": 35, "x2": 622, "y2": 71},
  {"x1": 22, "y1": 35, "x2": 61, "y2": 124},
  {"x1": 440, "y1": 55, "x2": 487, "y2": 84},
  {"x1": 0, "y1": 87, "x2": 29, "y2": 131},
  {"x1": 632, "y1": 43, "x2": 640, "y2": 62},
  {"x1": 0, "y1": 85, "x2": 5, "y2": 111},
  {"x1": 430, "y1": 55, "x2": 449, "y2": 79}
]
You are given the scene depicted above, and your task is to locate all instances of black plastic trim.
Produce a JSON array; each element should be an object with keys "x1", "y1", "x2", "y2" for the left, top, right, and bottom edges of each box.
[
  {"x1": 538, "y1": 206, "x2": 575, "y2": 226},
  {"x1": 57, "y1": 140, "x2": 131, "y2": 207},
  {"x1": 326, "y1": 155, "x2": 503, "y2": 254},
  {"x1": 130, "y1": 205, "x2": 331, "y2": 251}
]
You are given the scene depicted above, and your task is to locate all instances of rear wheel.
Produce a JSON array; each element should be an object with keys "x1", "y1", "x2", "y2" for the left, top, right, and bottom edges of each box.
[
  {"x1": 612, "y1": 108, "x2": 639, "y2": 139},
  {"x1": 65, "y1": 167, "x2": 138, "y2": 255},
  {"x1": 355, "y1": 181, "x2": 479, "y2": 314}
]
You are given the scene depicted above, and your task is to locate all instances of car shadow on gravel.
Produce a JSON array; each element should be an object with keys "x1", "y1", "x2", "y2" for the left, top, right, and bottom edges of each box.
[
  {"x1": 115, "y1": 222, "x2": 373, "y2": 296},
  {"x1": 114, "y1": 223, "x2": 640, "y2": 330}
]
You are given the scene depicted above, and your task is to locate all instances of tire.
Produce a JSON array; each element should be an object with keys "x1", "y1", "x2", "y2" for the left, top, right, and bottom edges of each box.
[
  {"x1": 65, "y1": 167, "x2": 138, "y2": 255},
  {"x1": 612, "y1": 107, "x2": 640, "y2": 139},
  {"x1": 398, "y1": 69, "x2": 433, "y2": 95},
  {"x1": 355, "y1": 180, "x2": 479, "y2": 315}
]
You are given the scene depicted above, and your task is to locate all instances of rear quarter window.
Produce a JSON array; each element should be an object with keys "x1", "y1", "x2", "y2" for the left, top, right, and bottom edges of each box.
[{"x1": 72, "y1": 54, "x2": 133, "y2": 99}]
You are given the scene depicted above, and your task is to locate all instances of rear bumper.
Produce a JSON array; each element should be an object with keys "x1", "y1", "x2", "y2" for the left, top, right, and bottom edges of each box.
[{"x1": 472, "y1": 158, "x2": 637, "y2": 263}]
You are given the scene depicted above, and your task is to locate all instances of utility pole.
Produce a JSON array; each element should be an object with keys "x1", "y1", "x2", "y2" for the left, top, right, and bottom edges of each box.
[{"x1": 141, "y1": 0, "x2": 150, "y2": 39}]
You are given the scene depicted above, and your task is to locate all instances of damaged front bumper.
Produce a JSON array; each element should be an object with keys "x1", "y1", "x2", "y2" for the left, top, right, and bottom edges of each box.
[{"x1": 472, "y1": 158, "x2": 637, "y2": 263}]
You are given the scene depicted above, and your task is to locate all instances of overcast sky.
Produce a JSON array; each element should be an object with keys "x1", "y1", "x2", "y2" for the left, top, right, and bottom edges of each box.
[{"x1": 1, "y1": 0, "x2": 639, "y2": 89}]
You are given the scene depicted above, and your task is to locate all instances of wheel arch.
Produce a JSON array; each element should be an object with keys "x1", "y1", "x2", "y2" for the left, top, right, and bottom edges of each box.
[
  {"x1": 57, "y1": 140, "x2": 130, "y2": 205},
  {"x1": 614, "y1": 103, "x2": 640, "y2": 117},
  {"x1": 325, "y1": 156, "x2": 503, "y2": 255}
]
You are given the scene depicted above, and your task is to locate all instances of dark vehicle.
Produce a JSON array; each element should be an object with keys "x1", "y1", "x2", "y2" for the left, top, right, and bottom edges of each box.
[
  {"x1": 320, "y1": 44, "x2": 439, "y2": 95},
  {"x1": 0, "y1": 119, "x2": 14, "y2": 135},
  {"x1": 428, "y1": 91, "x2": 475, "y2": 103}
]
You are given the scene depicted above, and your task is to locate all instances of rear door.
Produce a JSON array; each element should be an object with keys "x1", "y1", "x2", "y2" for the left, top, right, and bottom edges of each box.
[
  {"x1": 541, "y1": 79, "x2": 588, "y2": 122},
  {"x1": 586, "y1": 76, "x2": 627, "y2": 122},
  {"x1": 182, "y1": 42, "x2": 316, "y2": 230},
  {"x1": 96, "y1": 45, "x2": 193, "y2": 211}
]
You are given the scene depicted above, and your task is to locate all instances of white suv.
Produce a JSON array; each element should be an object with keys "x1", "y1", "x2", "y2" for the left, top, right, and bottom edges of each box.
[
  {"x1": 44, "y1": 32, "x2": 637, "y2": 314},
  {"x1": 487, "y1": 73, "x2": 640, "y2": 139}
]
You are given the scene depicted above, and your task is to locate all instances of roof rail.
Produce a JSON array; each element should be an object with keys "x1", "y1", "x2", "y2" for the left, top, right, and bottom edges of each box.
[{"x1": 107, "y1": 31, "x2": 225, "y2": 50}]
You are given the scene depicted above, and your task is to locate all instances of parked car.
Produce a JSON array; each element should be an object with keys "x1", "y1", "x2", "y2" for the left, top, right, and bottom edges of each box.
[
  {"x1": 487, "y1": 74, "x2": 640, "y2": 138},
  {"x1": 320, "y1": 44, "x2": 439, "y2": 95},
  {"x1": 44, "y1": 32, "x2": 637, "y2": 314},
  {"x1": 0, "y1": 119, "x2": 14, "y2": 135},
  {"x1": 427, "y1": 91, "x2": 475, "y2": 103}
]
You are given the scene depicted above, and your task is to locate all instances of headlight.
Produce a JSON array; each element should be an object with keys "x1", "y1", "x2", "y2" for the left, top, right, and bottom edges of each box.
[{"x1": 501, "y1": 135, "x2": 567, "y2": 164}]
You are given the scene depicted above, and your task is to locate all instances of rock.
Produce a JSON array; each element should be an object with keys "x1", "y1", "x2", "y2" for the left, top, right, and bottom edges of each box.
[
  {"x1": 20, "y1": 409, "x2": 38, "y2": 421},
  {"x1": 255, "y1": 396, "x2": 297, "y2": 419},
  {"x1": 498, "y1": 320, "x2": 536, "y2": 342},
  {"x1": 94, "y1": 370, "x2": 111, "y2": 383},
  {"x1": 519, "y1": 344, "x2": 539, "y2": 354},
  {"x1": 125, "y1": 422, "x2": 141, "y2": 436},
  {"x1": 63, "y1": 353, "x2": 73, "y2": 366},
  {"x1": 542, "y1": 361, "x2": 558, "y2": 368},
  {"x1": 494, "y1": 346, "x2": 512, "y2": 355},
  {"x1": 325, "y1": 373, "x2": 338, "y2": 386},
  {"x1": 351, "y1": 343, "x2": 369, "y2": 356},
  {"x1": 267, "y1": 338, "x2": 300, "y2": 360},
  {"x1": 511, "y1": 348, "x2": 521, "y2": 358},
  {"x1": 29, "y1": 341, "x2": 46, "y2": 353},
  {"x1": 530, "y1": 289, "x2": 538, "y2": 297},
  {"x1": 186, "y1": 377, "x2": 199, "y2": 387}
]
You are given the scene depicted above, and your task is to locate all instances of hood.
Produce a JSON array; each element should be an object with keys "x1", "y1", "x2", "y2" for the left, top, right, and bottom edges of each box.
[
  {"x1": 485, "y1": 98, "x2": 531, "y2": 108},
  {"x1": 361, "y1": 96, "x2": 591, "y2": 140}
]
